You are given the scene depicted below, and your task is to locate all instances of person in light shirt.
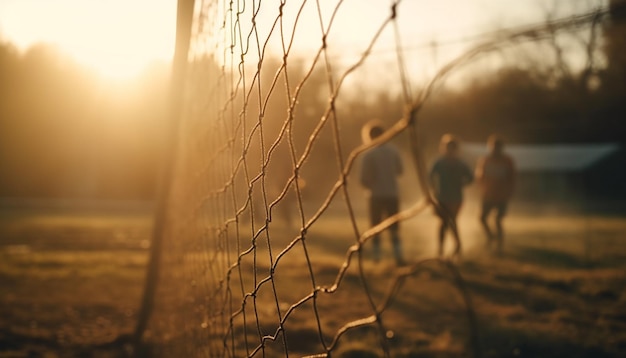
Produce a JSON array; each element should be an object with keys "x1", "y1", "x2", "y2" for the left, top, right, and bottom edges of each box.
[
  {"x1": 359, "y1": 121, "x2": 404, "y2": 265},
  {"x1": 475, "y1": 134, "x2": 516, "y2": 254}
]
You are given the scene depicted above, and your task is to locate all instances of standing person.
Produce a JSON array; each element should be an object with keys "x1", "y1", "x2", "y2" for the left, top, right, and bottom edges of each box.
[
  {"x1": 360, "y1": 121, "x2": 405, "y2": 265},
  {"x1": 475, "y1": 134, "x2": 516, "y2": 253},
  {"x1": 430, "y1": 134, "x2": 473, "y2": 257}
]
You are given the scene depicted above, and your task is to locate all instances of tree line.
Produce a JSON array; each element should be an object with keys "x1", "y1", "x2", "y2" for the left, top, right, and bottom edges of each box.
[
  {"x1": 0, "y1": 42, "x2": 169, "y2": 200},
  {"x1": 0, "y1": 2, "x2": 623, "y2": 200}
]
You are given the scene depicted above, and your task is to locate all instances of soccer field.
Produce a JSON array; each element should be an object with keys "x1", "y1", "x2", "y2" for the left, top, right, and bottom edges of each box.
[{"x1": 0, "y1": 203, "x2": 625, "y2": 357}]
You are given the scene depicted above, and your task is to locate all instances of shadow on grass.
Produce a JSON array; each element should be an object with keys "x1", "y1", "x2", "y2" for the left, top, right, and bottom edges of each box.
[
  {"x1": 507, "y1": 246, "x2": 595, "y2": 269},
  {"x1": 0, "y1": 329, "x2": 138, "y2": 358},
  {"x1": 479, "y1": 322, "x2": 619, "y2": 358}
]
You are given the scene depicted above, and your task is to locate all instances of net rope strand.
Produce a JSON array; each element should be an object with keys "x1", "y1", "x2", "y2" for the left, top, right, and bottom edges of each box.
[{"x1": 145, "y1": 1, "x2": 611, "y2": 356}]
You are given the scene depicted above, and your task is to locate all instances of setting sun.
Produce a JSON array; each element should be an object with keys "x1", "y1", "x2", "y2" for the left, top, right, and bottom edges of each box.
[{"x1": 0, "y1": 0, "x2": 177, "y2": 79}]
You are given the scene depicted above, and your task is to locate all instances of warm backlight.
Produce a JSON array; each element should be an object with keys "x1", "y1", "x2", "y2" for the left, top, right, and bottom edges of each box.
[{"x1": 0, "y1": 0, "x2": 176, "y2": 80}]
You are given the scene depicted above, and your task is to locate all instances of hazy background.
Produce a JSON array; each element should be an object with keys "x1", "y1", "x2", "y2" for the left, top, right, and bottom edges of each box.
[{"x1": 0, "y1": 0, "x2": 624, "y2": 203}]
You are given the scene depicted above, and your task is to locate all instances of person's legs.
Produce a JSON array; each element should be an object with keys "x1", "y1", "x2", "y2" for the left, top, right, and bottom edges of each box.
[
  {"x1": 450, "y1": 220, "x2": 461, "y2": 256},
  {"x1": 372, "y1": 236, "x2": 381, "y2": 261},
  {"x1": 480, "y1": 201, "x2": 494, "y2": 247},
  {"x1": 438, "y1": 219, "x2": 447, "y2": 257},
  {"x1": 369, "y1": 197, "x2": 383, "y2": 262},
  {"x1": 437, "y1": 202, "x2": 461, "y2": 257},
  {"x1": 384, "y1": 197, "x2": 405, "y2": 265},
  {"x1": 495, "y1": 202, "x2": 508, "y2": 253},
  {"x1": 450, "y1": 215, "x2": 461, "y2": 256},
  {"x1": 448, "y1": 206, "x2": 462, "y2": 257},
  {"x1": 391, "y1": 230, "x2": 404, "y2": 265}
]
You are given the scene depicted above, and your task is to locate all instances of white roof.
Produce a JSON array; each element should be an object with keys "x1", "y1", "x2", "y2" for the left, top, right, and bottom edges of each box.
[{"x1": 463, "y1": 143, "x2": 621, "y2": 172}]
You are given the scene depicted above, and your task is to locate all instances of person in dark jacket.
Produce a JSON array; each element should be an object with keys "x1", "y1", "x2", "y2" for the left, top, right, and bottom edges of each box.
[{"x1": 430, "y1": 134, "x2": 473, "y2": 257}]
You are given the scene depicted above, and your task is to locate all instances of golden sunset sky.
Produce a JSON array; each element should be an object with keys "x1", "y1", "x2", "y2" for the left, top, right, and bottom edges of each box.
[{"x1": 0, "y1": 0, "x2": 601, "y2": 81}]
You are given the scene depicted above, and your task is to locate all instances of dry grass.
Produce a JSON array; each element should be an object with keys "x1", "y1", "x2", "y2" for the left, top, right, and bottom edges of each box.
[
  {"x1": 1, "y1": 203, "x2": 625, "y2": 357},
  {"x1": 0, "y1": 207, "x2": 150, "y2": 357}
]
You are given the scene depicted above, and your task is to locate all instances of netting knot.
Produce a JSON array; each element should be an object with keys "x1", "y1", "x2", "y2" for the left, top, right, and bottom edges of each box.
[{"x1": 279, "y1": 2, "x2": 285, "y2": 16}]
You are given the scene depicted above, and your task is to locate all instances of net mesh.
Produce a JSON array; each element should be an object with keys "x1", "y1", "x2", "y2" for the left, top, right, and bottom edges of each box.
[{"x1": 143, "y1": 1, "x2": 608, "y2": 356}]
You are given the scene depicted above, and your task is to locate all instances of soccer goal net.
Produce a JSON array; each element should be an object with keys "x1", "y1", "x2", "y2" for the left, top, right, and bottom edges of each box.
[{"x1": 138, "y1": 0, "x2": 608, "y2": 356}]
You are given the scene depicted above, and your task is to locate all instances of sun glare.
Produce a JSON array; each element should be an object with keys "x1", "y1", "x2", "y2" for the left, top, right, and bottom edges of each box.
[{"x1": 0, "y1": 0, "x2": 176, "y2": 80}]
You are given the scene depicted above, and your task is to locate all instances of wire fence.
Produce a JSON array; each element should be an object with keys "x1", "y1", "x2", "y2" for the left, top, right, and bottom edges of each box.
[{"x1": 136, "y1": 1, "x2": 613, "y2": 356}]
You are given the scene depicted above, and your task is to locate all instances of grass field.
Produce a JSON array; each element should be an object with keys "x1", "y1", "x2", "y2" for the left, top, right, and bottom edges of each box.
[{"x1": 1, "y1": 202, "x2": 625, "y2": 357}]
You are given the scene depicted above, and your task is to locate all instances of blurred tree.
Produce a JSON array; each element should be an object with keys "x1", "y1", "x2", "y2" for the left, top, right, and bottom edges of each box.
[
  {"x1": 595, "y1": 0, "x2": 626, "y2": 140},
  {"x1": 603, "y1": 0, "x2": 626, "y2": 91},
  {"x1": 0, "y1": 40, "x2": 168, "y2": 200},
  {"x1": 416, "y1": 0, "x2": 625, "y2": 145}
]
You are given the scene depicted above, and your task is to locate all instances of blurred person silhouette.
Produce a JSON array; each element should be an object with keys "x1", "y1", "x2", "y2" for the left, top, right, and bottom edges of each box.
[
  {"x1": 475, "y1": 134, "x2": 516, "y2": 254},
  {"x1": 359, "y1": 120, "x2": 405, "y2": 265},
  {"x1": 430, "y1": 134, "x2": 473, "y2": 257}
]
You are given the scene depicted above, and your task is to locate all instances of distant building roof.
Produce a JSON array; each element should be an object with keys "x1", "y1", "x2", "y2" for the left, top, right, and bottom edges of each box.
[{"x1": 463, "y1": 143, "x2": 621, "y2": 172}]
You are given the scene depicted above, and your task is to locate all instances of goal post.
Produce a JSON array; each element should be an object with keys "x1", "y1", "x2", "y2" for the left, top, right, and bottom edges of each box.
[{"x1": 133, "y1": 0, "x2": 196, "y2": 346}]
